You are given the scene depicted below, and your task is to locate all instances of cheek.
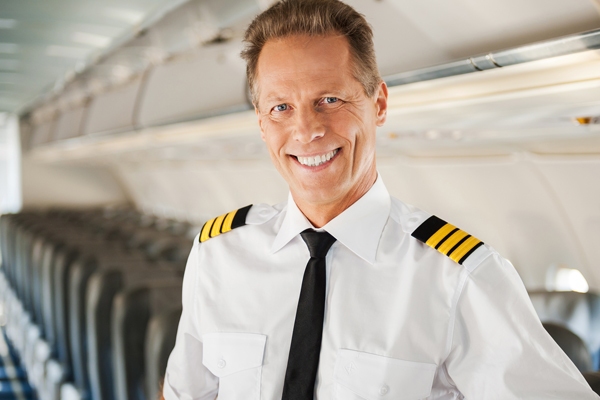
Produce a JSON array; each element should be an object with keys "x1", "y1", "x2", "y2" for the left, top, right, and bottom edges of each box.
[{"x1": 262, "y1": 127, "x2": 287, "y2": 157}]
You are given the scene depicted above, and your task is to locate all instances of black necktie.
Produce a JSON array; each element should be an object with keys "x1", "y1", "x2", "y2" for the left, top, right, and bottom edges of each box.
[{"x1": 282, "y1": 229, "x2": 336, "y2": 400}]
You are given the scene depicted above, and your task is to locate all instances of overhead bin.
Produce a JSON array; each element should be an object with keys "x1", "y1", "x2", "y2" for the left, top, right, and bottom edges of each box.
[
  {"x1": 83, "y1": 78, "x2": 143, "y2": 136},
  {"x1": 53, "y1": 106, "x2": 87, "y2": 141},
  {"x1": 137, "y1": 41, "x2": 249, "y2": 128},
  {"x1": 30, "y1": 120, "x2": 57, "y2": 148}
]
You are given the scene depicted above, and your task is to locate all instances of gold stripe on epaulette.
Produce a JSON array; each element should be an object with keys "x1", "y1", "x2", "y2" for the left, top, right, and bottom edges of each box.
[
  {"x1": 199, "y1": 204, "x2": 252, "y2": 243},
  {"x1": 412, "y1": 215, "x2": 484, "y2": 265}
]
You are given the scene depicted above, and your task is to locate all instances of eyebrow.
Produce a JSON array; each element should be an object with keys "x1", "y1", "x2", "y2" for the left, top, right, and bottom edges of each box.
[
  {"x1": 263, "y1": 89, "x2": 344, "y2": 104},
  {"x1": 263, "y1": 95, "x2": 287, "y2": 104}
]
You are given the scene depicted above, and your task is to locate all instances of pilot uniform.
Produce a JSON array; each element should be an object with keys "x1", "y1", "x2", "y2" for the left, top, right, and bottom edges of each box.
[{"x1": 163, "y1": 175, "x2": 598, "y2": 399}]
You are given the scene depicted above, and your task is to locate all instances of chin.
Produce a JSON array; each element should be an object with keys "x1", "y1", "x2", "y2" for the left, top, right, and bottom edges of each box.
[{"x1": 298, "y1": 187, "x2": 343, "y2": 204}]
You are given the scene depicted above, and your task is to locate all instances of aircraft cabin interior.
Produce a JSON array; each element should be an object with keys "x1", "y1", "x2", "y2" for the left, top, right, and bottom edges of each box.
[{"x1": 1, "y1": 0, "x2": 600, "y2": 399}]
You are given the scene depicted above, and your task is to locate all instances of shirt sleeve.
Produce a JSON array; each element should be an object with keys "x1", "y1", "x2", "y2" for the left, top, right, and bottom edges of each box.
[
  {"x1": 445, "y1": 251, "x2": 599, "y2": 399},
  {"x1": 162, "y1": 235, "x2": 219, "y2": 400}
]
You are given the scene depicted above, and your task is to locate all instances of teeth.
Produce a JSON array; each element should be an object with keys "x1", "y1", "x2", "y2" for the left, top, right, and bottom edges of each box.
[{"x1": 297, "y1": 149, "x2": 338, "y2": 167}]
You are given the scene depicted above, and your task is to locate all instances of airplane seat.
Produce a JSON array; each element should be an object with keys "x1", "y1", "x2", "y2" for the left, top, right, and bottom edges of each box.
[
  {"x1": 583, "y1": 371, "x2": 600, "y2": 395},
  {"x1": 52, "y1": 239, "x2": 110, "y2": 383},
  {"x1": 68, "y1": 251, "x2": 147, "y2": 399},
  {"x1": 85, "y1": 263, "x2": 182, "y2": 400},
  {"x1": 126, "y1": 228, "x2": 174, "y2": 253},
  {"x1": 543, "y1": 322, "x2": 593, "y2": 373},
  {"x1": 112, "y1": 281, "x2": 183, "y2": 400},
  {"x1": 51, "y1": 245, "x2": 79, "y2": 380},
  {"x1": 530, "y1": 291, "x2": 600, "y2": 365},
  {"x1": 144, "y1": 306, "x2": 182, "y2": 400},
  {"x1": 144, "y1": 236, "x2": 192, "y2": 264}
]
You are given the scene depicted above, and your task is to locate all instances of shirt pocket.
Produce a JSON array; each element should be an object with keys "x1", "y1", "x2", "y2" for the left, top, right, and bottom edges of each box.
[
  {"x1": 202, "y1": 332, "x2": 266, "y2": 400},
  {"x1": 334, "y1": 349, "x2": 436, "y2": 400}
]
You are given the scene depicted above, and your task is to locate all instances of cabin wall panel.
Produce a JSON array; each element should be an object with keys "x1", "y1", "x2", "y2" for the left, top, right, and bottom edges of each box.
[
  {"x1": 84, "y1": 78, "x2": 142, "y2": 136},
  {"x1": 115, "y1": 160, "x2": 287, "y2": 223},
  {"x1": 378, "y1": 156, "x2": 587, "y2": 290},
  {"x1": 533, "y1": 160, "x2": 600, "y2": 288},
  {"x1": 21, "y1": 159, "x2": 129, "y2": 208},
  {"x1": 29, "y1": 121, "x2": 56, "y2": 148}
]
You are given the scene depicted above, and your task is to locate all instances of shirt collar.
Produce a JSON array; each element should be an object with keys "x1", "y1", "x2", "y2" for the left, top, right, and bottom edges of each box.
[{"x1": 270, "y1": 174, "x2": 391, "y2": 264}]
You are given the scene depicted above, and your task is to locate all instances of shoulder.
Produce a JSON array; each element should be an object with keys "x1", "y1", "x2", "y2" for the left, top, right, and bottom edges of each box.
[
  {"x1": 198, "y1": 203, "x2": 280, "y2": 243},
  {"x1": 390, "y1": 197, "x2": 493, "y2": 271}
]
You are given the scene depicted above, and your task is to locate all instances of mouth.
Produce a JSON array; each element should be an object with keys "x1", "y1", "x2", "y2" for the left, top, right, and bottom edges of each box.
[{"x1": 293, "y1": 149, "x2": 339, "y2": 167}]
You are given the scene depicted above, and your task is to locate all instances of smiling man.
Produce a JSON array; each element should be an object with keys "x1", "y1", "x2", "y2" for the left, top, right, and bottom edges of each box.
[{"x1": 162, "y1": 1, "x2": 599, "y2": 399}]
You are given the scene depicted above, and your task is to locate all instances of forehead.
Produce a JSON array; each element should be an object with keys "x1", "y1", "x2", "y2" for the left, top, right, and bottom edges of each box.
[{"x1": 255, "y1": 34, "x2": 358, "y2": 99}]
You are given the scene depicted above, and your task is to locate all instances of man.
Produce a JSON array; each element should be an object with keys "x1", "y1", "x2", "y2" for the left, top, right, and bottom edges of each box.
[{"x1": 163, "y1": 0, "x2": 599, "y2": 398}]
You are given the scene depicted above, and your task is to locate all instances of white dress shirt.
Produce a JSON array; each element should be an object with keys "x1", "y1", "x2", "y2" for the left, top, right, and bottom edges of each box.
[{"x1": 163, "y1": 176, "x2": 598, "y2": 399}]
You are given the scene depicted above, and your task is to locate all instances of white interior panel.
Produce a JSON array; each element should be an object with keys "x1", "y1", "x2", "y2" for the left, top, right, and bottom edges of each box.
[
  {"x1": 53, "y1": 106, "x2": 87, "y2": 141},
  {"x1": 375, "y1": 155, "x2": 592, "y2": 290},
  {"x1": 84, "y1": 78, "x2": 143, "y2": 136},
  {"x1": 29, "y1": 121, "x2": 56, "y2": 148},
  {"x1": 115, "y1": 159, "x2": 287, "y2": 223},
  {"x1": 137, "y1": 41, "x2": 249, "y2": 128},
  {"x1": 21, "y1": 158, "x2": 129, "y2": 208},
  {"x1": 533, "y1": 158, "x2": 600, "y2": 286}
]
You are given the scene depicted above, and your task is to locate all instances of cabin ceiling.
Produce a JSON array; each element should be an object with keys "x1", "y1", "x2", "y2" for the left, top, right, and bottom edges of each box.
[
  {"x1": 3, "y1": 0, "x2": 600, "y2": 116},
  {"x1": 0, "y1": 0, "x2": 189, "y2": 113}
]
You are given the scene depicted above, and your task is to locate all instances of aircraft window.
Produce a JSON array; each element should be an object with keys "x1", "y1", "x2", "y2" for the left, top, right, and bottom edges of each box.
[
  {"x1": 547, "y1": 266, "x2": 590, "y2": 293},
  {"x1": 0, "y1": 113, "x2": 21, "y2": 214}
]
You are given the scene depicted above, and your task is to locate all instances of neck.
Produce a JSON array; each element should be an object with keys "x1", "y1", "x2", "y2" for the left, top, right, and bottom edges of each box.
[{"x1": 294, "y1": 172, "x2": 377, "y2": 228}]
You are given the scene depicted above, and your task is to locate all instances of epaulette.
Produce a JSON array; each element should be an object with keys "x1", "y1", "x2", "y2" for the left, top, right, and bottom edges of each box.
[
  {"x1": 199, "y1": 205, "x2": 252, "y2": 243},
  {"x1": 411, "y1": 215, "x2": 484, "y2": 265}
]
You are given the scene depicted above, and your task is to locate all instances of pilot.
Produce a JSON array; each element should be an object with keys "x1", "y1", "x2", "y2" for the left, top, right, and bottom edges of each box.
[{"x1": 162, "y1": 0, "x2": 599, "y2": 398}]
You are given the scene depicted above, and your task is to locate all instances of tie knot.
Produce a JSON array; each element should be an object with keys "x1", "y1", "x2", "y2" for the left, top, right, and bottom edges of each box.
[{"x1": 300, "y1": 229, "x2": 336, "y2": 259}]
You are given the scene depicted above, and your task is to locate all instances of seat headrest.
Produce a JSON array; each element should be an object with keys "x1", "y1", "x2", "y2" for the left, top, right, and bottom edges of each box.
[{"x1": 543, "y1": 322, "x2": 593, "y2": 372}]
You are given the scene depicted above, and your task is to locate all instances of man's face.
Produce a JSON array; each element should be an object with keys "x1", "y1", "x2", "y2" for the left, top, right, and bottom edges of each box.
[{"x1": 255, "y1": 34, "x2": 387, "y2": 209}]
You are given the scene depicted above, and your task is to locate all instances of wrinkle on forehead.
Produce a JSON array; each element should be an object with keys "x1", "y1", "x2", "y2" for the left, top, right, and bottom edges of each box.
[{"x1": 256, "y1": 34, "x2": 355, "y2": 108}]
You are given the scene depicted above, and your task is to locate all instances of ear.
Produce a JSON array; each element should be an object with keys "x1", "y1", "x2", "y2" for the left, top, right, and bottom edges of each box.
[
  {"x1": 374, "y1": 81, "x2": 388, "y2": 127},
  {"x1": 255, "y1": 105, "x2": 267, "y2": 141}
]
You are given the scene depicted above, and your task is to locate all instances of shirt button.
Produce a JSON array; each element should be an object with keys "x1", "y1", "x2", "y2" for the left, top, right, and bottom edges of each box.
[
  {"x1": 379, "y1": 384, "x2": 389, "y2": 396},
  {"x1": 217, "y1": 359, "x2": 226, "y2": 369}
]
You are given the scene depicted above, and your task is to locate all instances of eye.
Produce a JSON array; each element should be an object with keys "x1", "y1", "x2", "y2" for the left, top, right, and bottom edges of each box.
[
  {"x1": 272, "y1": 104, "x2": 289, "y2": 112},
  {"x1": 323, "y1": 97, "x2": 338, "y2": 104}
]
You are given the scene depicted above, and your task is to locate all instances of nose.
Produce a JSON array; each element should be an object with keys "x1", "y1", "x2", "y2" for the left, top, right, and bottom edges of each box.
[{"x1": 292, "y1": 106, "x2": 325, "y2": 144}]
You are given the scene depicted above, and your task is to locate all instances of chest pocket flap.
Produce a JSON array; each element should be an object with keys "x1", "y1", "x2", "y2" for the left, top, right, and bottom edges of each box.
[
  {"x1": 334, "y1": 349, "x2": 436, "y2": 400},
  {"x1": 202, "y1": 332, "x2": 266, "y2": 378}
]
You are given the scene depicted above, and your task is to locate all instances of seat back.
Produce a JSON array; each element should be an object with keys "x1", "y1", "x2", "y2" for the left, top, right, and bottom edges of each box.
[
  {"x1": 543, "y1": 322, "x2": 593, "y2": 373},
  {"x1": 86, "y1": 263, "x2": 182, "y2": 400},
  {"x1": 144, "y1": 306, "x2": 182, "y2": 400},
  {"x1": 112, "y1": 281, "x2": 183, "y2": 400},
  {"x1": 530, "y1": 291, "x2": 600, "y2": 356}
]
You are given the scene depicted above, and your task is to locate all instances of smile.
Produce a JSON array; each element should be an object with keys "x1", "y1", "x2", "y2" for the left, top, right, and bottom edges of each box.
[{"x1": 295, "y1": 149, "x2": 339, "y2": 167}]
